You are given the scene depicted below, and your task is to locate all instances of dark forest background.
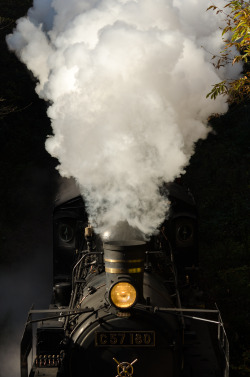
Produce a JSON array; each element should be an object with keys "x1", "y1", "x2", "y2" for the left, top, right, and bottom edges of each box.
[{"x1": 0, "y1": 1, "x2": 249, "y2": 376}]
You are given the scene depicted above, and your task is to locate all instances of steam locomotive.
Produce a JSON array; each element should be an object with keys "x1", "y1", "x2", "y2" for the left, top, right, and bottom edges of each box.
[{"x1": 21, "y1": 181, "x2": 229, "y2": 377}]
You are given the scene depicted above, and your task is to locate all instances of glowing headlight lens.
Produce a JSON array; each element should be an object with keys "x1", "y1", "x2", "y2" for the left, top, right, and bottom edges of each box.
[{"x1": 110, "y1": 282, "x2": 137, "y2": 309}]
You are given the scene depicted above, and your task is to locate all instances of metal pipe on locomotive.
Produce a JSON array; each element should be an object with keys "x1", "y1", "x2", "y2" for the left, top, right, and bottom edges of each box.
[{"x1": 21, "y1": 182, "x2": 229, "y2": 377}]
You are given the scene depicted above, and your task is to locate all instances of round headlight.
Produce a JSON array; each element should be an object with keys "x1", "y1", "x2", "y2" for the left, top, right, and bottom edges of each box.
[{"x1": 110, "y1": 282, "x2": 137, "y2": 309}]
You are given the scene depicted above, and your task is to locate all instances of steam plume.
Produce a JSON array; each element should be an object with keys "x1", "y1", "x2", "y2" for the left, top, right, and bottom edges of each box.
[{"x1": 7, "y1": 0, "x2": 241, "y2": 235}]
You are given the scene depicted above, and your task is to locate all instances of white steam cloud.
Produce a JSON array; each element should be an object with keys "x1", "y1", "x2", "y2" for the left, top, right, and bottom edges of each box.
[{"x1": 7, "y1": 0, "x2": 241, "y2": 235}]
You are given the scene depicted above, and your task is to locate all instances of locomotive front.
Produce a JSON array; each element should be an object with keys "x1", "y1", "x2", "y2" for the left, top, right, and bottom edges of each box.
[
  {"x1": 59, "y1": 240, "x2": 183, "y2": 377},
  {"x1": 21, "y1": 185, "x2": 228, "y2": 377}
]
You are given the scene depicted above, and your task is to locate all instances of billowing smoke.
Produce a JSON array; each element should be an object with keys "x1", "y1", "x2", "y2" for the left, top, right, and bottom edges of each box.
[{"x1": 7, "y1": 0, "x2": 241, "y2": 235}]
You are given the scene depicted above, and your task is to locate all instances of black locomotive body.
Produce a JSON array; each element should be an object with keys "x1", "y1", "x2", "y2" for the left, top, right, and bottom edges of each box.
[{"x1": 21, "y1": 182, "x2": 229, "y2": 377}]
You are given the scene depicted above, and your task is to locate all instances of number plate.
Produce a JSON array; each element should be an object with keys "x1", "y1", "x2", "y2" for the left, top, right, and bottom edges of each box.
[{"x1": 95, "y1": 331, "x2": 155, "y2": 347}]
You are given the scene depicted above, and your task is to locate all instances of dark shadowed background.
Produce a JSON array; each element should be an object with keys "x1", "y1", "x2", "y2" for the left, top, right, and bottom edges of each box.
[
  {"x1": 0, "y1": 1, "x2": 249, "y2": 376},
  {"x1": 0, "y1": 2, "x2": 59, "y2": 375}
]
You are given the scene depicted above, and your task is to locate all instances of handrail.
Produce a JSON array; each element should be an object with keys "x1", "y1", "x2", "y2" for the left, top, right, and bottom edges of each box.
[
  {"x1": 217, "y1": 307, "x2": 230, "y2": 377},
  {"x1": 20, "y1": 310, "x2": 33, "y2": 377},
  {"x1": 136, "y1": 303, "x2": 230, "y2": 376},
  {"x1": 26, "y1": 307, "x2": 95, "y2": 324}
]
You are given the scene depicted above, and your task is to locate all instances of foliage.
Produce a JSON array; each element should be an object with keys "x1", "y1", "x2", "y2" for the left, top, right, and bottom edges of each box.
[
  {"x1": 206, "y1": 0, "x2": 250, "y2": 103},
  {"x1": 0, "y1": 1, "x2": 33, "y2": 118},
  {"x1": 0, "y1": 18, "x2": 15, "y2": 118},
  {"x1": 0, "y1": 97, "x2": 18, "y2": 119},
  {"x1": 231, "y1": 349, "x2": 250, "y2": 376}
]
